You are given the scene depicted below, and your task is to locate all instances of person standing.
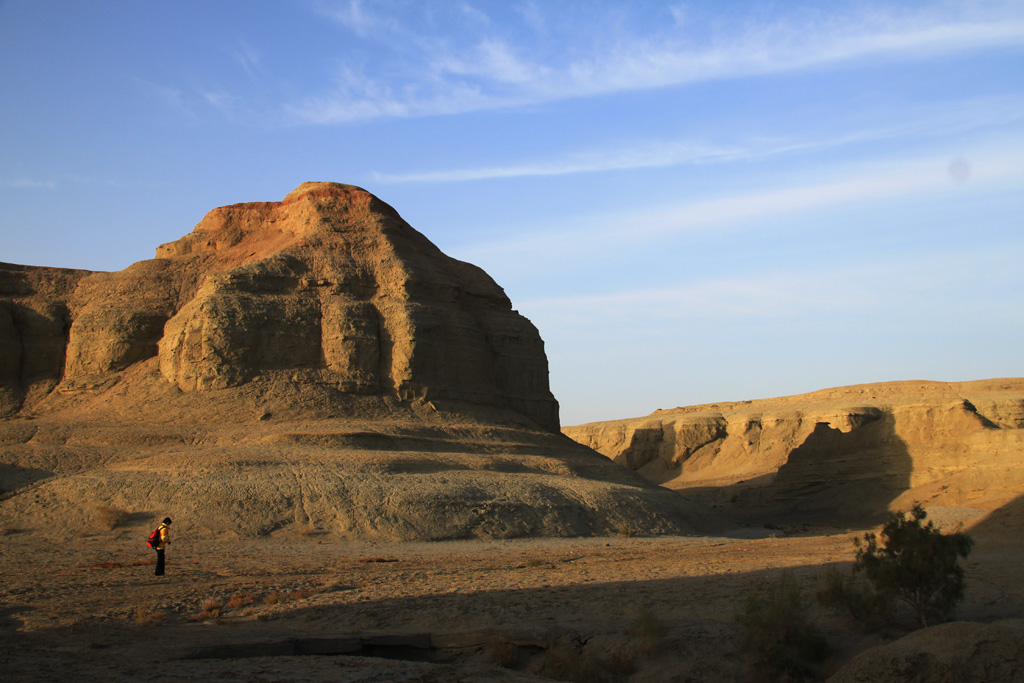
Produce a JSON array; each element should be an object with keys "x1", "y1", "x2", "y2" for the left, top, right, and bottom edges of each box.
[{"x1": 154, "y1": 517, "x2": 172, "y2": 576}]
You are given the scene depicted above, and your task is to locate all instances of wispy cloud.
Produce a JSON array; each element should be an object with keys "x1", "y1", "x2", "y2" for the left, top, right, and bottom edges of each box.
[
  {"x1": 455, "y1": 143, "x2": 1024, "y2": 263},
  {"x1": 372, "y1": 139, "x2": 743, "y2": 183},
  {"x1": 313, "y1": 0, "x2": 402, "y2": 37},
  {"x1": 0, "y1": 178, "x2": 56, "y2": 189},
  {"x1": 521, "y1": 242, "x2": 1024, "y2": 325},
  {"x1": 292, "y1": 2, "x2": 1024, "y2": 124},
  {"x1": 230, "y1": 38, "x2": 263, "y2": 82},
  {"x1": 133, "y1": 77, "x2": 200, "y2": 120},
  {"x1": 374, "y1": 95, "x2": 1024, "y2": 182}
]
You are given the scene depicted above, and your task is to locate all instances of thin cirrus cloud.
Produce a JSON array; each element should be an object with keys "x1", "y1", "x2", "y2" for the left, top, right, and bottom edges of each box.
[
  {"x1": 0, "y1": 178, "x2": 56, "y2": 189},
  {"x1": 372, "y1": 95, "x2": 1024, "y2": 183},
  {"x1": 371, "y1": 139, "x2": 745, "y2": 183},
  {"x1": 521, "y1": 243, "x2": 1024, "y2": 327},
  {"x1": 289, "y1": 3, "x2": 1024, "y2": 125},
  {"x1": 454, "y1": 144, "x2": 1024, "y2": 264}
]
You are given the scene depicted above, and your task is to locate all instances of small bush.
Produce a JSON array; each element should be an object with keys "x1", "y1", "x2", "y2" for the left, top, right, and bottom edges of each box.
[
  {"x1": 736, "y1": 571, "x2": 829, "y2": 681},
  {"x1": 201, "y1": 599, "x2": 224, "y2": 618},
  {"x1": 539, "y1": 636, "x2": 636, "y2": 683},
  {"x1": 854, "y1": 505, "x2": 974, "y2": 628},
  {"x1": 818, "y1": 565, "x2": 893, "y2": 632},
  {"x1": 540, "y1": 641, "x2": 611, "y2": 683},
  {"x1": 94, "y1": 505, "x2": 130, "y2": 530},
  {"x1": 628, "y1": 605, "x2": 666, "y2": 656}
]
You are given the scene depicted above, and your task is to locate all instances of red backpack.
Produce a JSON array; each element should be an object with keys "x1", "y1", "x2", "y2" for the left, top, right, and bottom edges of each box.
[{"x1": 147, "y1": 527, "x2": 162, "y2": 548}]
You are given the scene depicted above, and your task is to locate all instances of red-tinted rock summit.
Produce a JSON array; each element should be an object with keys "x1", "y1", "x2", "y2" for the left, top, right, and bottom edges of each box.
[{"x1": 3, "y1": 182, "x2": 557, "y2": 430}]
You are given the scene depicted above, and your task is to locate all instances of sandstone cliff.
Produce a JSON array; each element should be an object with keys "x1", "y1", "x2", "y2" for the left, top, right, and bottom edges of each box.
[
  {"x1": 564, "y1": 379, "x2": 1024, "y2": 529},
  {"x1": 0, "y1": 183, "x2": 723, "y2": 540},
  {"x1": 2, "y1": 182, "x2": 557, "y2": 431}
]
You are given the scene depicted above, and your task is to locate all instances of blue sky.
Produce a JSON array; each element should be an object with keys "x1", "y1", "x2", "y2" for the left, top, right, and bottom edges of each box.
[{"x1": 1, "y1": 0, "x2": 1022, "y2": 425}]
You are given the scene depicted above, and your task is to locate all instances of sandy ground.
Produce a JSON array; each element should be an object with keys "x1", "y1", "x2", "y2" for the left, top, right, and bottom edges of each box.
[{"x1": 3, "y1": 527, "x2": 1023, "y2": 682}]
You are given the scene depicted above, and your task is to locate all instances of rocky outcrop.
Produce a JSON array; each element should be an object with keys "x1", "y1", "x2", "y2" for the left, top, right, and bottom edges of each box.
[
  {"x1": 0, "y1": 183, "x2": 558, "y2": 431},
  {"x1": 564, "y1": 380, "x2": 1024, "y2": 527},
  {"x1": 0, "y1": 183, "x2": 724, "y2": 540},
  {"x1": 0, "y1": 264, "x2": 91, "y2": 416}
]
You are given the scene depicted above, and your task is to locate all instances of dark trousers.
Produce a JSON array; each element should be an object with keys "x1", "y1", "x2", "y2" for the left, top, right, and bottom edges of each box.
[{"x1": 155, "y1": 548, "x2": 165, "y2": 576}]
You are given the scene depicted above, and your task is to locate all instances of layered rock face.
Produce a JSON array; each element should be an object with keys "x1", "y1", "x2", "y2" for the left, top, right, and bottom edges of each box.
[
  {"x1": 564, "y1": 380, "x2": 1024, "y2": 527},
  {"x1": 0, "y1": 183, "x2": 722, "y2": 540},
  {"x1": 0, "y1": 264, "x2": 91, "y2": 415},
  {"x1": 1, "y1": 183, "x2": 557, "y2": 430}
]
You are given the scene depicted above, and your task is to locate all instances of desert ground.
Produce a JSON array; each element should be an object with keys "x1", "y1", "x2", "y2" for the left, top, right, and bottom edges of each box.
[{"x1": 3, "y1": 522, "x2": 1024, "y2": 682}]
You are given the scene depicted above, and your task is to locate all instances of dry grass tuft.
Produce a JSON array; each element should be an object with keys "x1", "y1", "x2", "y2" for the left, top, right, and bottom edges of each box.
[
  {"x1": 226, "y1": 593, "x2": 259, "y2": 609},
  {"x1": 189, "y1": 598, "x2": 226, "y2": 622},
  {"x1": 540, "y1": 633, "x2": 640, "y2": 682},
  {"x1": 94, "y1": 504, "x2": 130, "y2": 530},
  {"x1": 133, "y1": 606, "x2": 166, "y2": 627},
  {"x1": 201, "y1": 598, "x2": 224, "y2": 616},
  {"x1": 355, "y1": 557, "x2": 399, "y2": 563}
]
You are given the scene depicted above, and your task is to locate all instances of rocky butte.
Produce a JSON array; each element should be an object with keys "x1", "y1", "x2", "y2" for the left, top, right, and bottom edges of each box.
[{"x1": 0, "y1": 182, "x2": 721, "y2": 539}]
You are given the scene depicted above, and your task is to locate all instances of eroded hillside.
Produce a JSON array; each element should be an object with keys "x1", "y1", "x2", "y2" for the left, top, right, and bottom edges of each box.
[
  {"x1": 564, "y1": 379, "x2": 1024, "y2": 530},
  {"x1": 0, "y1": 183, "x2": 724, "y2": 540}
]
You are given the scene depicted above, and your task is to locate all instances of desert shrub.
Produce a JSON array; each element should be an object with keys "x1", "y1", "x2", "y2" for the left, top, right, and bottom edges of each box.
[
  {"x1": 736, "y1": 571, "x2": 829, "y2": 681},
  {"x1": 201, "y1": 598, "x2": 224, "y2": 618},
  {"x1": 94, "y1": 504, "x2": 130, "y2": 530},
  {"x1": 853, "y1": 505, "x2": 973, "y2": 627},
  {"x1": 538, "y1": 635, "x2": 638, "y2": 683},
  {"x1": 541, "y1": 640, "x2": 621, "y2": 683},
  {"x1": 817, "y1": 565, "x2": 893, "y2": 632},
  {"x1": 628, "y1": 605, "x2": 666, "y2": 656}
]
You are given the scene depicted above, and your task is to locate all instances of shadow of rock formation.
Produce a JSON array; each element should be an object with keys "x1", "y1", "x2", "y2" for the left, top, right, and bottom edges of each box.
[
  {"x1": 4, "y1": 533, "x2": 1024, "y2": 682},
  {"x1": 564, "y1": 380, "x2": 1024, "y2": 530},
  {"x1": 744, "y1": 411, "x2": 912, "y2": 526},
  {"x1": 971, "y1": 493, "x2": 1024, "y2": 541}
]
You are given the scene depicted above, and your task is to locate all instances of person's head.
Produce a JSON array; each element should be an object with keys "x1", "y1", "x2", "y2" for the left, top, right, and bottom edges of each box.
[{"x1": 163, "y1": 517, "x2": 172, "y2": 525}]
